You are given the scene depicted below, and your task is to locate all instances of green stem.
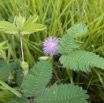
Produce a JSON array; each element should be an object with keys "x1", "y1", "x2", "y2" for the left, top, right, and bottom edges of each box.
[
  {"x1": 50, "y1": 56, "x2": 60, "y2": 81},
  {"x1": 19, "y1": 33, "x2": 24, "y2": 62},
  {"x1": 66, "y1": 69, "x2": 73, "y2": 84}
]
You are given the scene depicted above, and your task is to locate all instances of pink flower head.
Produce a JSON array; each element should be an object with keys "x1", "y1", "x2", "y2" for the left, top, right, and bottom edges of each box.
[{"x1": 43, "y1": 37, "x2": 59, "y2": 56}]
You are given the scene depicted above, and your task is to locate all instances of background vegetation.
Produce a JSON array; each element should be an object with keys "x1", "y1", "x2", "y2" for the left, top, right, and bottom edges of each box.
[{"x1": 0, "y1": 0, "x2": 104, "y2": 102}]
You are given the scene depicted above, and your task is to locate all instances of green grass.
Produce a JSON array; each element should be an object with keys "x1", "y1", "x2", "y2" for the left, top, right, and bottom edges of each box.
[{"x1": 0, "y1": 0, "x2": 104, "y2": 102}]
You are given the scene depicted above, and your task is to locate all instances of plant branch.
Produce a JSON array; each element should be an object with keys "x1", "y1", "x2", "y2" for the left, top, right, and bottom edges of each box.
[{"x1": 19, "y1": 31, "x2": 24, "y2": 61}]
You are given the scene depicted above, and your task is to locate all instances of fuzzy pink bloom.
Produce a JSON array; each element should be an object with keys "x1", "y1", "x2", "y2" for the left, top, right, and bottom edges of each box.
[{"x1": 43, "y1": 37, "x2": 59, "y2": 56}]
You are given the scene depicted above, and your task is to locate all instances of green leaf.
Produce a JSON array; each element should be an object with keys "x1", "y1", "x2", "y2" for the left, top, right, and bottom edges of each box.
[
  {"x1": 14, "y1": 15, "x2": 25, "y2": 30},
  {"x1": 0, "y1": 15, "x2": 46, "y2": 35},
  {"x1": 59, "y1": 50, "x2": 104, "y2": 72},
  {"x1": 15, "y1": 69, "x2": 23, "y2": 86},
  {"x1": 0, "y1": 60, "x2": 20, "y2": 82},
  {"x1": 0, "y1": 59, "x2": 9, "y2": 81},
  {"x1": 58, "y1": 34, "x2": 83, "y2": 54},
  {"x1": 21, "y1": 60, "x2": 52, "y2": 97},
  {"x1": 67, "y1": 23, "x2": 88, "y2": 38},
  {"x1": 9, "y1": 61, "x2": 23, "y2": 86},
  {"x1": 23, "y1": 15, "x2": 38, "y2": 25},
  {"x1": 0, "y1": 80, "x2": 22, "y2": 97},
  {"x1": 21, "y1": 23, "x2": 46, "y2": 35},
  {"x1": 58, "y1": 23, "x2": 88, "y2": 54},
  {"x1": 0, "y1": 21, "x2": 18, "y2": 34},
  {"x1": 21, "y1": 14, "x2": 46, "y2": 35},
  {"x1": 9, "y1": 61, "x2": 20, "y2": 71},
  {"x1": 35, "y1": 84, "x2": 88, "y2": 103}
]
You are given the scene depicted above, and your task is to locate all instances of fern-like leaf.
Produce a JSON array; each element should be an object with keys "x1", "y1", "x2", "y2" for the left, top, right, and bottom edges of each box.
[
  {"x1": 21, "y1": 60, "x2": 52, "y2": 97},
  {"x1": 35, "y1": 84, "x2": 88, "y2": 103},
  {"x1": 60, "y1": 50, "x2": 104, "y2": 72},
  {"x1": 58, "y1": 23, "x2": 87, "y2": 54},
  {"x1": 67, "y1": 23, "x2": 88, "y2": 38},
  {"x1": 58, "y1": 34, "x2": 83, "y2": 54},
  {"x1": 0, "y1": 59, "x2": 9, "y2": 81}
]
